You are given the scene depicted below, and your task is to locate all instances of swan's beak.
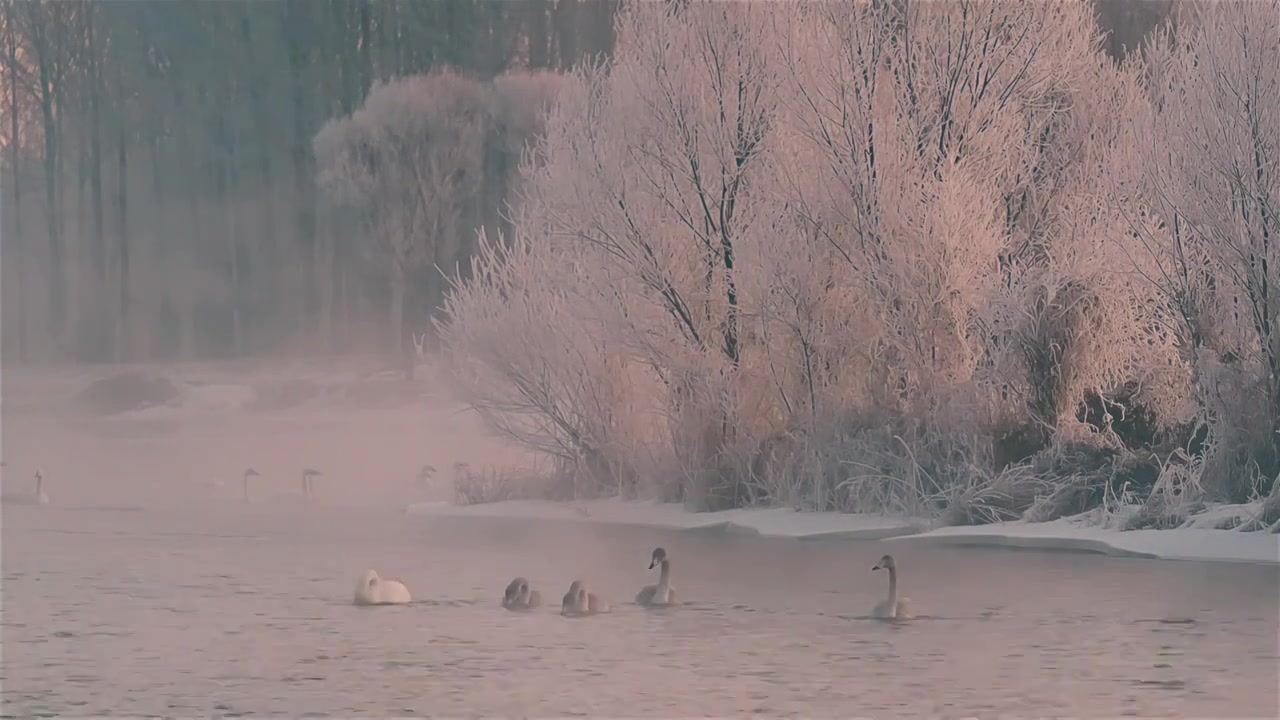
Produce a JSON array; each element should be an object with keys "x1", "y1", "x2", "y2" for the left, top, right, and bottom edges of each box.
[
  {"x1": 648, "y1": 559, "x2": 657, "y2": 569},
  {"x1": 871, "y1": 564, "x2": 882, "y2": 571}
]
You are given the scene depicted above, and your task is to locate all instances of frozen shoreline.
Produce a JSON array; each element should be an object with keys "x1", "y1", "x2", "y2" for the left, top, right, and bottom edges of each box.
[
  {"x1": 883, "y1": 518, "x2": 1279, "y2": 565},
  {"x1": 406, "y1": 498, "x2": 1280, "y2": 565},
  {"x1": 406, "y1": 498, "x2": 926, "y2": 540}
]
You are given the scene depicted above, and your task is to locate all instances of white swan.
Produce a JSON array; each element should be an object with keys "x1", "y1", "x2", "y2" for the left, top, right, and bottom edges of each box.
[
  {"x1": 561, "y1": 580, "x2": 609, "y2": 616},
  {"x1": 502, "y1": 577, "x2": 542, "y2": 610},
  {"x1": 871, "y1": 554, "x2": 913, "y2": 619},
  {"x1": 353, "y1": 569, "x2": 411, "y2": 605},
  {"x1": 3, "y1": 470, "x2": 49, "y2": 506},
  {"x1": 635, "y1": 547, "x2": 678, "y2": 606}
]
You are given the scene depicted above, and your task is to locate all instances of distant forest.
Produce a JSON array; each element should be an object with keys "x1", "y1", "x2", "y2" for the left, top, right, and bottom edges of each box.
[{"x1": 0, "y1": 0, "x2": 1167, "y2": 364}]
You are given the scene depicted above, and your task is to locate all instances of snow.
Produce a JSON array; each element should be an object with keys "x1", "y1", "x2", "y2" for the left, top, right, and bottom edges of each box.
[
  {"x1": 884, "y1": 516, "x2": 1279, "y2": 565},
  {"x1": 405, "y1": 498, "x2": 924, "y2": 540},
  {"x1": 408, "y1": 498, "x2": 1279, "y2": 565}
]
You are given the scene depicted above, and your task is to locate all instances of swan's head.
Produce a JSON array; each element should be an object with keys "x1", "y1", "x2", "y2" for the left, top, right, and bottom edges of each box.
[
  {"x1": 363, "y1": 570, "x2": 380, "y2": 588},
  {"x1": 418, "y1": 465, "x2": 437, "y2": 481},
  {"x1": 244, "y1": 468, "x2": 260, "y2": 478},
  {"x1": 872, "y1": 554, "x2": 896, "y2": 571},
  {"x1": 649, "y1": 547, "x2": 668, "y2": 569},
  {"x1": 303, "y1": 468, "x2": 322, "y2": 478}
]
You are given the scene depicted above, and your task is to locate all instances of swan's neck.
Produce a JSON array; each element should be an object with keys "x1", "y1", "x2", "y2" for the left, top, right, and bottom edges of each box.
[
  {"x1": 657, "y1": 559, "x2": 671, "y2": 593},
  {"x1": 886, "y1": 566, "x2": 898, "y2": 608},
  {"x1": 36, "y1": 475, "x2": 44, "y2": 497}
]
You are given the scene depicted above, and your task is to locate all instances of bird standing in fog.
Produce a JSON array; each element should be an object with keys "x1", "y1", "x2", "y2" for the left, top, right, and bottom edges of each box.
[
  {"x1": 871, "y1": 554, "x2": 913, "y2": 620},
  {"x1": 302, "y1": 468, "x2": 322, "y2": 498},
  {"x1": 242, "y1": 468, "x2": 260, "y2": 501},
  {"x1": 2, "y1": 469, "x2": 49, "y2": 506},
  {"x1": 636, "y1": 547, "x2": 678, "y2": 607}
]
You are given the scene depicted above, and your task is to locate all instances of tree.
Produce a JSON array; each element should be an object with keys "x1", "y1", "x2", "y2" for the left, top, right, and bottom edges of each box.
[
  {"x1": 1124, "y1": 1, "x2": 1280, "y2": 495},
  {"x1": 442, "y1": 0, "x2": 1196, "y2": 512}
]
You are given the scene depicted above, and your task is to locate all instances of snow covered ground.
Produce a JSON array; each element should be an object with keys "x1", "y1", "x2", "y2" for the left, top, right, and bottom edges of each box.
[
  {"x1": 407, "y1": 498, "x2": 1279, "y2": 565},
  {"x1": 406, "y1": 498, "x2": 925, "y2": 540},
  {"x1": 884, "y1": 519, "x2": 1278, "y2": 564}
]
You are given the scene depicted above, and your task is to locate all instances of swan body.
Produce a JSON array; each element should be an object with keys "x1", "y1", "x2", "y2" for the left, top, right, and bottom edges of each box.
[
  {"x1": 354, "y1": 569, "x2": 411, "y2": 605},
  {"x1": 3, "y1": 471, "x2": 49, "y2": 506},
  {"x1": 636, "y1": 546, "x2": 678, "y2": 606},
  {"x1": 871, "y1": 554, "x2": 913, "y2": 620},
  {"x1": 502, "y1": 577, "x2": 543, "y2": 610},
  {"x1": 561, "y1": 580, "x2": 609, "y2": 616}
]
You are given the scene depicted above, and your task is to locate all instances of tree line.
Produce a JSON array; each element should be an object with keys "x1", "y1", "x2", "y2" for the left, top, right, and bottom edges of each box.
[
  {"x1": 0, "y1": 0, "x2": 1173, "y2": 367},
  {"x1": 0, "y1": 0, "x2": 616, "y2": 363}
]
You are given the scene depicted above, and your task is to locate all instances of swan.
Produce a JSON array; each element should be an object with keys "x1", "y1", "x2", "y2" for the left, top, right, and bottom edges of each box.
[
  {"x1": 3, "y1": 470, "x2": 49, "y2": 506},
  {"x1": 560, "y1": 580, "x2": 609, "y2": 616},
  {"x1": 502, "y1": 577, "x2": 543, "y2": 610},
  {"x1": 635, "y1": 546, "x2": 678, "y2": 606},
  {"x1": 353, "y1": 569, "x2": 411, "y2": 605},
  {"x1": 871, "y1": 554, "x2": 913, "y2": 619},
  {"x1": 242, "y1": 468, "x2": 260, "y2": 501},
  {"x1": 302, "y1": 468, "x2": 322, "y2": 498}
]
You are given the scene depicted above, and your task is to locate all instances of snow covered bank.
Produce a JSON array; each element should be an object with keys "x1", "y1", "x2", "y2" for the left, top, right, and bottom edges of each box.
[
  {"x1": 408, "y1": 497, "x2": 1279, "y2": 564},
  {"x1": 883, "y1": 517, "x2": 1279, "y2": 565},
  {"x1": 405, "y1": 498, "x2": 924, "y2": 540}
]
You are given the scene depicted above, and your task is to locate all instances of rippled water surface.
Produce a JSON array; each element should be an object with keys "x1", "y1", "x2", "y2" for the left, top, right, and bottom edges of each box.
[{"x1": 3, "y1": 503, "x2": 1277, "y2": 717}]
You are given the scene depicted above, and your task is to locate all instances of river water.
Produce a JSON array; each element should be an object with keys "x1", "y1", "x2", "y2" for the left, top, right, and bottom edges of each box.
[{"x1": 3, "y1": 502, "x2": 1277, "y2": 717}]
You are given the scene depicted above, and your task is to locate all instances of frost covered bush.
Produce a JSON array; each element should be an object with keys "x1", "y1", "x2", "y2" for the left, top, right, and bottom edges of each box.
[{"x1": 435, "y1": 1, "x2": 1278, "y2": 522}]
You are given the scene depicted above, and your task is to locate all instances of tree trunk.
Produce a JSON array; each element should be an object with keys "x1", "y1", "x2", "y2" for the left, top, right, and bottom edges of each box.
[
  {"x1": 285, "y1": 0, "x2": 318, "y2": 344},
  {"x1": 554, "y1": 0, "x2": 579, "y2": 70},
  {"x1": 115, "y1": 124, "x2": 129, "y2": 362},
  {"x1": 5, "y1": 1, "x2": 25, "y2": 362},
  {"x1": 87, "y1": 7, "x2": 107, "y2": 359},
  {"x1": 527, "y1": 0, "x2": 549, "y2": 68},
  {"x1": 390, "y1": 253, "x2": 406, "y2": 357},
  {"x1": 29, "y1": 7, "x2": 65, "y2": 354}
]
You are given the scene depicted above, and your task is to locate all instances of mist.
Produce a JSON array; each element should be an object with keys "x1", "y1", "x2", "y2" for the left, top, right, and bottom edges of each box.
[{"x1": 2, "y1": 1, "x2": 1277, "y2": 718}]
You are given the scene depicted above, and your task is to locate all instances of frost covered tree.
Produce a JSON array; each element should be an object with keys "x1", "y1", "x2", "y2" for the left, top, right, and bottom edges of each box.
[
  {"x1": 1123, "y1": 1, "x2": 1280, "y2": 496},
  {"x1": 773, "y1": 0, "x2": 1175, "y2": 460},
  {"x1": 483, "y1": 1, "x2": 787, "y2": 503},
  {"x1": 440, "y1": 0, "x2": 1255, "y2": 516}
]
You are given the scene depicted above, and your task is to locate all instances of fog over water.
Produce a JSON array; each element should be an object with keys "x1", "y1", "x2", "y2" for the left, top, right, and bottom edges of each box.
[{"x1": 2, "y1": 364, "x2": 1277, "y2": 717}]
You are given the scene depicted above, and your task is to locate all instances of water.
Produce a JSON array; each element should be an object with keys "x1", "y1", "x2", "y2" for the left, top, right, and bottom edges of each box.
[{"x1": 3, "y1": 503, "x2": 1277, "y2": 717}]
